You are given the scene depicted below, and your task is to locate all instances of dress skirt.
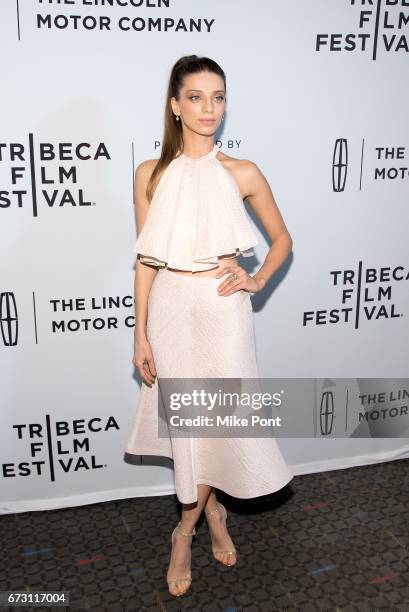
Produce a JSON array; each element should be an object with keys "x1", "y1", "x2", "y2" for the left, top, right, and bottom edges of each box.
[{"x1": 125, "y1": 267, "x2": 294, "y2": 504}]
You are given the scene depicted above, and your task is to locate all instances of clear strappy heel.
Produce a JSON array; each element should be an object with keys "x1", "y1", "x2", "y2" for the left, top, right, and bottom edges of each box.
[
  {"x1": 204, "y1": 501, "x2": 237, "y2": 566},
  {"x1": 166, "y1": 521, "x2": 197, "y2": 597}
]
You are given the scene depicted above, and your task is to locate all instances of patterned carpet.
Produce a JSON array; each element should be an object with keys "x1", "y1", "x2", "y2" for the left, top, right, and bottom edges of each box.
[{"x1": 1, "y1": 458, "x2": 409, "y2": 611}]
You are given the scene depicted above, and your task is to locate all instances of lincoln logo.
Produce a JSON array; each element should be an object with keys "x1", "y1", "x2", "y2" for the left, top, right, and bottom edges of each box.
[
  {"x1": 0, "y1": 292, "x2": 18, "y2": 347},
  {"x1": 332, "y1": 138, "x2": 348, "y2": 192},
  {"x1": 320, "y1": 390, "x2": 334, "y2": 436}
]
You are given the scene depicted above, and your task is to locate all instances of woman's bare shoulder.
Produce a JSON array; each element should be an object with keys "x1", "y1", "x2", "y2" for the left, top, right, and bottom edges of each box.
[
  {"x1": 217, "y1": 148, "x2": 260, "y2": 174},
  {"x1": 135, "y1": 157, "x2": 159, "y2": 178},
  {"x1": 133, "y1": 159, "x2": 162, "y2": 194},
  {"x1": 217, "y1": 149, "x2": 261, "y2": 199}
]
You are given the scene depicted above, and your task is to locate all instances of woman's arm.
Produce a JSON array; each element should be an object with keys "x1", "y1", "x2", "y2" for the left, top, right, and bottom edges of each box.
[
  {"x1": 241, "y1": 160, "x2": 293, "y2": 291},
  {"x1": 134, "y1": 259, "x2": 158, "y2": 340},
  {"x1": 133, "y1": 159, "x2": 159, "y2": 341}
]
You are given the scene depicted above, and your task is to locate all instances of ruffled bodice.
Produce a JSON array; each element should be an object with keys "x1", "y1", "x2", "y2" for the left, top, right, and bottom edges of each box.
[{"x1": 133, "y1": 143, "x2": 258, "y2": 272}]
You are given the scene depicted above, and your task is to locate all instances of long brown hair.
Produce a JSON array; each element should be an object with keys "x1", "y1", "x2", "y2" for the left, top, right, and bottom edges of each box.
[{"x1": 146, "y1": 54, "x2": 227, "y2": 203}]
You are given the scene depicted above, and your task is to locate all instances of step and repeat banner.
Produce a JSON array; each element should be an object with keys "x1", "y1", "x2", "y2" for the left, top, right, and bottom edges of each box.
[{"x1": 1, "y1": 1, "x2": 408, "y2": 514}]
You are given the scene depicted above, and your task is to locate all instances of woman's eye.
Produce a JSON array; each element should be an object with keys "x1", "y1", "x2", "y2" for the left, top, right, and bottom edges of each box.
[{"x1": 188, "y1": 95, "x2": 225, "y2": 102}]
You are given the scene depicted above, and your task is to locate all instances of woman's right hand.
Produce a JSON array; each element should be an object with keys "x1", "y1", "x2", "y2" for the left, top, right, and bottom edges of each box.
[{"x1": 133, "y1": 336, "x2": 157, "y2": 385}]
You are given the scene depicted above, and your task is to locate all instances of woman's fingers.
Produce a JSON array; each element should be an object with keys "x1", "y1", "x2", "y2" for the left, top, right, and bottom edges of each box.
[
  {"x1": 141, "y1": 362, "x2": 156, "y2": 384},
  {"x1": 216, "y1": 266, "x2": 247, "y2": 296},
  {"x1": 133, "y1": 353, "x2": 157, "y2": 385},
  {"x1": 146, "y1": 357, "x2": 157, "y2": 377}
]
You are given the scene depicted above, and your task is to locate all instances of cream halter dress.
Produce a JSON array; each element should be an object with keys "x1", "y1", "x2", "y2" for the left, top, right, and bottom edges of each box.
[{"x1": 125, "y1": 144, "x2": 294, "y2": 504}]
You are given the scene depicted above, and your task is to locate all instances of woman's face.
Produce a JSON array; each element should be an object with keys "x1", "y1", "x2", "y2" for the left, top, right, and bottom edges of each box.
[{"x1": 171, "y1": 71, "x2": 226, "y2": 136}]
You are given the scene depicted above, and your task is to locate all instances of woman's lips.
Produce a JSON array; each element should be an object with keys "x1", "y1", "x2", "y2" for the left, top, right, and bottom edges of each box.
[{"x1": 199, "y1": 119, "x2": 216, "y2": 123}]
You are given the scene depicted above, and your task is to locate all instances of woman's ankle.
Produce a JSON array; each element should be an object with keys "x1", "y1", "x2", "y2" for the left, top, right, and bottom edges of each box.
[
  {"x1": 204, "y1": 498, "x2": 220, "y2": 513},
  {"x1": 177, "y1": 520, "x2": 196, "y2": 534}
]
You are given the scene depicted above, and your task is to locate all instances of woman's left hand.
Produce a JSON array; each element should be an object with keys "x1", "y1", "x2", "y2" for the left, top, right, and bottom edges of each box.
[{"x1": 215, "y1": 264, "x2": 264, "y2": 296}]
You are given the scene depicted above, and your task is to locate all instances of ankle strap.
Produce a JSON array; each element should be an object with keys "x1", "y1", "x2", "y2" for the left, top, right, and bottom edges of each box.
[
  {"x1": 204, "y1": 501, "x2": 222, "y2": 516},
  {"x1": 175, "y1": 521, "x2": 196, "y2": 537}
]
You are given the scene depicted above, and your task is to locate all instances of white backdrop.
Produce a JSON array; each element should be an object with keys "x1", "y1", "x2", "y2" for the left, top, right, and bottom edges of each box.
[{"x1": 1, "y1": 0, "x2": 408, "y2": 514}]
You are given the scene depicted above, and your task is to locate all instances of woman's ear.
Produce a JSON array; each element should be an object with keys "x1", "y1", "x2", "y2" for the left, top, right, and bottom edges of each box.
[{"x1": 170, "y1": 97, "x2": 179, "y2": 116}]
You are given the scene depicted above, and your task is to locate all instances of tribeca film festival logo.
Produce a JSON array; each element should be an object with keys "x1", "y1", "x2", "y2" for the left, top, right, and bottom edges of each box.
[
  {"x1": 303, "y1": 262, "x2": 408, "y2": 328},
  {"x1": 316, "y1": 0, "x2": 409, "y2": 59},
  {"x1": 332, "y1": 139, "x2": 408, "y2": 192},
  {"x1": 0, "y1": 291, "x2": 135, "y2": 347},
  {"x1": 1, "y1": 415, "x2": 119, "y2": 481},
  {"x1": 0, "y1": 134, "x2": 110, "y2": 217}
]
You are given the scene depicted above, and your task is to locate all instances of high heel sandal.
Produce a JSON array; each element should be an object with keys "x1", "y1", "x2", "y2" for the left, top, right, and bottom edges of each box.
[
  {"x1": 204, "y1": 501, "x2": 237, "y2": 567},
  {"x1": 166, "y1": 521, "x2": 197, "y2": 597}
]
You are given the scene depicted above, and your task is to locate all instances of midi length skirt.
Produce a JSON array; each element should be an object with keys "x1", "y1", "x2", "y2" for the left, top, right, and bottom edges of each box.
[{"x1": 125, "y1": 267, "x2": 294, "y2": 504}]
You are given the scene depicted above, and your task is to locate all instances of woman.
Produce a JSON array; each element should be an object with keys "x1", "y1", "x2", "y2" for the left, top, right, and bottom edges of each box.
[{"x1": 125, "y1": 54, "x2": 294, "y2": 597}]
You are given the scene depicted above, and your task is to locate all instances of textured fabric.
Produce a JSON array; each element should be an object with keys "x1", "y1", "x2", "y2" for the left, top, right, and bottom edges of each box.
[
  {"x1": 133, "y1": 144, "x2": 259, "y2": 272},
  {"x1": 125, "y1": 268, "x2": 294, "y2": 504}
]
